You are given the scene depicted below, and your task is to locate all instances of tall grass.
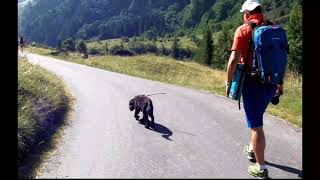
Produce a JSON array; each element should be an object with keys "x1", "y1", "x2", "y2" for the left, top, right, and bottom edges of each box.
[
  {"x1": 18, "y1": 56, "x2": 72, "y2": 178},
  {"x1": 28, "y1": 47, "x2": 302, "y2": 128},
  {"x1": 266, "y1": 73, "x2": 302, "y2": 127}
]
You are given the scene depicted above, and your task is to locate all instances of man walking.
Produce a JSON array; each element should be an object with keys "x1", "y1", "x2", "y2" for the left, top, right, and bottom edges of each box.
[
  {"x1": 225, "y1": 0, "x2": 284, "y2": 178},
  {"x1": 19, "y1": 36, "x2": 25, "y2": 53}
]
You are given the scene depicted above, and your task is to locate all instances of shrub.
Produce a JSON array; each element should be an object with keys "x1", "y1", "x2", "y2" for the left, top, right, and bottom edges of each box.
[{"x1": 109, "y1": 44, "x2": 134, "y2": 56}]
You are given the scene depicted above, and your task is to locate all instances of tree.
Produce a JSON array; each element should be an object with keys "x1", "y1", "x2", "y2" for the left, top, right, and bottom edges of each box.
[
  {"x1": 121, "y1": 36, "x2": 129, "y2": 42},
  {"x1": 76, "y1": 40, "x2": 88, "y2": 55},
  {"x1": 213, "y1": 24, "x2": 233, "y2": 69},
  {"x1": 190, "y1": 34, "x2": 200, "y2": 46},
  {"x1": 160, "y1": 43, "x2": 166, "y2": 55},
  {"x1": 194, "y1": 26, "x2": 213, "y2": 65},
  {"x1": 104, "y1": 42, "x2": 109, "y2": 54},
  {"x1": 56, "y1": 39, "x2": 62, "y2": 51},
  {"x1": 171, "y1": 37, "x2": 180, "y2": 59},
  {"x1": 204, "y1": 27, "x2": 213, "y2": 65},
  {"x1": 151, "y1": 41, "x2": 158, "y2": 55},
  {"x1": 286, "y1": 3, "x2": 302, "y2": 74},
  {"x1": 62, "y1": 38, "x2": 76, "y2": 52},
  {"x1": 144, "y1": 26, "x2": 157, "y2": 40},
  {"x1": 190, "y1": 0, "x2": 201, "y2": 22}
]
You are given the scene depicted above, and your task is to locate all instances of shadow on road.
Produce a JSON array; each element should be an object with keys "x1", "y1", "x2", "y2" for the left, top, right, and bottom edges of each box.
[
  {"x1": 152, "y1": 122, "x2": 173, "y2": 141},
  {"x1": 265, "y1": 161, "x2": 302, "y2": 178},
  {"x1": 137, "y1": 120, "x2": 173, "y2": 141}
]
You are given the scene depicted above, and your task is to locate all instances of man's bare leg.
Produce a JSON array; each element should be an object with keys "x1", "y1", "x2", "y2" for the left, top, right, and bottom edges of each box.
[{"x1": 251, "y1": 127, "x2": 266, "y2": 166}]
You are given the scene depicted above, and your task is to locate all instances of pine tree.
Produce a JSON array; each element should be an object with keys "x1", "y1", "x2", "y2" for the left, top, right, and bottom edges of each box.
[
  {"x1": 204, "y1": 27, "x2": 213, "y2": 65},
  {"x1": 195, "y1": 26, "x2": 213, "y2": 65},
  {"x1": 62, "y1": 38, "x2": 76, "y2": 52},
  {"x1": 171, "y1": 37, "x2": 180, "y2": 59},
  {"x1": 56, "y1": 39, "x2": 62, "y2": 51},
  {"x1": 214, "y1": 24, "x2": 232, "y2": 69},
  {"x1": 160, "y1": 43, "x2": 166, "y2": 55},
  {"x1": 104, "y1": 42, "x2": 109, "y2": 54},
  {"x1": 76, "y1": 40, "x2": 87, "y2": 55},
  {"x1": 191, "y1": 0, "x2": 201, "y2": 21},
  {"x1": 286, "y1": 3, "x2": 302, "y2": 74}
]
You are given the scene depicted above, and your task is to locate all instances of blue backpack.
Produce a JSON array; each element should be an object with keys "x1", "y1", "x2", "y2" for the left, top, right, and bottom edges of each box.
[{"x1": 247, "y1": 21, "x2": 289, "y2": 85}]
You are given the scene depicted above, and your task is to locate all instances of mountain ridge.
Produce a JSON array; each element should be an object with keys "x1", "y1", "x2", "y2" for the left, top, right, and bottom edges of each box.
[{"x1": 18, "y1": 0, "x2": 300, "y2": 47}]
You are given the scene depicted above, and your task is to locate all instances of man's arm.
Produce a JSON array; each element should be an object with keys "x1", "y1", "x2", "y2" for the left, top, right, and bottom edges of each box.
[
  {"x1": 226, "y1": 50, "x2": 241, "y2": 83},
  {"x1": 225, "y1": 50, "x2": 241, "y2": 96}
]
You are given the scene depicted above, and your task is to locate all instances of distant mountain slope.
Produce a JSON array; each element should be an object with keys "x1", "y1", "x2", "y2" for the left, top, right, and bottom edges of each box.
[{"x1": 18, "y1": 0, "x2": 300, "y2": 47}]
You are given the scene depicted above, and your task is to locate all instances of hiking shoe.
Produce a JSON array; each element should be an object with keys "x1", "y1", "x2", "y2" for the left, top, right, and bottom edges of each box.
[
  {"x1": 248, "y1": 164, "x2": 269, "y2": 179},
  {"x1": 243, "y1": 145, "x2": 256, "y2": 162}
]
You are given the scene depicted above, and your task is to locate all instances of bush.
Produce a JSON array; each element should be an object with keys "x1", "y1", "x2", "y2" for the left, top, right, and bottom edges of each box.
[
  {"x1": 76, "y1": 40, "x2": 88, "y2": 55},
  {"x1": 128, "y1": 41, "x2": 146, "y2": 54},
  {"x1": 171, "y1": 37, "x2": 180, "y2": 59},
  {"x1": 179, "y1": 48, "x2": 193, "y2": 59},
  {"x1": 121, "y1": 36, "x2": 130, "y2": 42},
  {"x1": 145, "y1": 43, "x2": 158, "y2": 54},
  {"x1": 88, "y1": 47, "x2": 101, "y2": 55},
  {"x1": 109, "y1": 44, "x2": 134, "y2": 56},
  {"x1": 33, "y1": 42, "x2": 52, "y2": 49},
  {"x1": 177, "y1": 31, "x2": 185, "y2": 37},
  {"x1": 158, "y1": 43, "x2": 169, "y2": 56},
  {"x1": 191, "y1": 34, "x2": 200, "y2": 47},
  {"x1": 62, "y1": 38, "x2": 76, "y2": 52}
]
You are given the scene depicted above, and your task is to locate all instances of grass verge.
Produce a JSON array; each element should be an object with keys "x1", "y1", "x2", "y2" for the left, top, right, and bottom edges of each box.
[
  {"x1": 28, "y1": 47, "x2": 302, "y2": 128},
  {"x1": 18, "y1": 55, "x2": 73, "y2": 178}
]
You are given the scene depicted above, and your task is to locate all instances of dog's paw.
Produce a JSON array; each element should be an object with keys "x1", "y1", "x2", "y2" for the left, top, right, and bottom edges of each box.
[
  {"x1": 145, "y1": 121, "x2": 150, "y2": 129},
  {"x1": 139, "y1": 118, "x2": 144, "y2": 122}
]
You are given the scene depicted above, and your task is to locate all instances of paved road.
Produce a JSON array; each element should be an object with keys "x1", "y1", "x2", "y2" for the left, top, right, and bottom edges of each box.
[{"x1": 25, "y1": 53, "x2": 302, "y2": 178}]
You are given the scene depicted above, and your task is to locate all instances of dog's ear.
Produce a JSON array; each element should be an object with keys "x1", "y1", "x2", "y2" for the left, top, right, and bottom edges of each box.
[{"x1": 129, "y1": 99, "x2": 134, "y2": 105}]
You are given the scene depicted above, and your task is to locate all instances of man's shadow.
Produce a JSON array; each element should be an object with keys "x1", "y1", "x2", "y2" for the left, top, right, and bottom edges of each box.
[
  {"x1": 265, "y1": 161, "x2": 302, "y2": 178},
  {"x1": 138, "y1": 120, "x2": 173, "y2": 141}
]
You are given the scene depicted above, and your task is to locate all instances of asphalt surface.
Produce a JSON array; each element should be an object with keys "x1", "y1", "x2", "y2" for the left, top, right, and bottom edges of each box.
[{"x1": 25, "y1": 53, "x2": 302, "y2": 178}]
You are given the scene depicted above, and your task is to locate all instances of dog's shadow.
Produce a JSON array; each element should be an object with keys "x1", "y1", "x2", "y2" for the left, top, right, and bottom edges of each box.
[{"x1": 138, "y1": 120, "x2": 173, "y2": 141}]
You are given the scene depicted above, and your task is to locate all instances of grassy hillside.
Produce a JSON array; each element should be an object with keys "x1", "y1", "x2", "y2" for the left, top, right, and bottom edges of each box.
[
  {"x1": 18, "y1": 56, "x2": 72, "y2": 178},
  {"x1": 28, "y1": 47, "x2": 302, "y2": 128}
]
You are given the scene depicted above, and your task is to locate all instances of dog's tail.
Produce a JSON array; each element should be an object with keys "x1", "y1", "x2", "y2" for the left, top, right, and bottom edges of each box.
[{"x1": 146, "y1": 93, "x2": 166, "y2": 96}]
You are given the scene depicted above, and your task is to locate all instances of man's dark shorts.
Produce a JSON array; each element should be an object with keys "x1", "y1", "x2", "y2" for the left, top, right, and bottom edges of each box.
[{"x1": 242, "y1": 77, "x2": 277, "y2": 128}]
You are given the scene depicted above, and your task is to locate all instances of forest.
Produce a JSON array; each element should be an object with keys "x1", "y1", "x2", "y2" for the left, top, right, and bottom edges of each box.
[{"x1": 18, "y1": 0, "x2": 302, "y2": 73}]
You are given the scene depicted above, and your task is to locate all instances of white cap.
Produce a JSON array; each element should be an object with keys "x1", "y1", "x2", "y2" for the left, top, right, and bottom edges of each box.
[{"x1": 240, "y1": 0, "x2": 261, "y2": 12}]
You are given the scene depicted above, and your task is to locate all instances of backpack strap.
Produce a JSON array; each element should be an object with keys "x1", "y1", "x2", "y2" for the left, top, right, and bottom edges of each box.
[
  {"x1": 245, "y1": 21, "x2": 257, "y2": 72},
  {"x1": 237, "y1": 21, "x2": 257, "y2": 110},
  {"x1": 245, "y1": 21, "x2": 260, "y2": 75},
  {"x1": 264, "y1": 20, "x2": 274, "y2": 25}
]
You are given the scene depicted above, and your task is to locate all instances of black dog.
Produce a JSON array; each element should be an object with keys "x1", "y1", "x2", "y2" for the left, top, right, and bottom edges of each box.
[{"x1": 129, "y1": 95, "x2": 155, "y2": 129}]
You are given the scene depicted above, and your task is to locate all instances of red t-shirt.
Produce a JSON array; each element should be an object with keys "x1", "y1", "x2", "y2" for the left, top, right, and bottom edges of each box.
[{"x1": 231, "y1": 13, "x2": 265, "y2": 72}]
